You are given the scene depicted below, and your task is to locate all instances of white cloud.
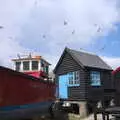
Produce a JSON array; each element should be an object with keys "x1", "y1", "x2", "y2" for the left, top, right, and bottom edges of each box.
[
  {"x1": 102, "y1": 56, "x2": 120, "y2": 70},
  {"x1": 19, "y1": 0, "x2": 120, "y2": 53},
  {"x1": 0, "y1": 38, "x2": 24, "y2": 67},
  {"x1": 0, "y1": 0, "x2": 120, "y2": 68},
  {"x1": 0, "y1": 0, "x2": 35, "y2": 67}
]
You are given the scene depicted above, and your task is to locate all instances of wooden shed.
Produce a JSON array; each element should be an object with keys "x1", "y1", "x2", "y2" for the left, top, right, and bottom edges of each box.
[{"x1": 54, "y1": 47, "x2": 115, "y2": 117}]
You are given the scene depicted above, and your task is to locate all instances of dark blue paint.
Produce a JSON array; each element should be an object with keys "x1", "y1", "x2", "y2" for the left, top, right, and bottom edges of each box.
[{"x1": 0, "y1": 101, "x2": 53, "y2": 111}]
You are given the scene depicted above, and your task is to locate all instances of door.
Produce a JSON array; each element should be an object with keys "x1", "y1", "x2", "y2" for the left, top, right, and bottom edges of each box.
[{"x1": 59, "y1": 74, "x2": 68, "y2": 99}]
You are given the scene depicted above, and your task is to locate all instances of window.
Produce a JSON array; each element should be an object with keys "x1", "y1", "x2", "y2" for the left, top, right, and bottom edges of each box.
[
  {"x1": 43, "y1": 66, "x2": 49, "y2": 74},
  {"x1": 74, "y1": 71, "x2": 79, "y2": 84},
  {"x1": 32, "y1": 61, "x2": 38, "y2": 70},
  {"x1": 68, "y1": 71, "x2": 79, "y2": 86},
  {"x1": 23, "y1": 61, "x2": 29, "y2": 71},
  {"x1": 68, "y1": 72, "x2": 74, "y2": 85},
  {"x1": 41, "y1": 60, "x2": 49, "y2": 74},
  {"x1": 15, "y1": 62, "x2": 21, "y2": 71},
  {"x1": 45, "y1": 66, "x2": 49, "y2": 74},
  {"x1": 41, "y1": 60, "x2": 44, "y2": 67},
  {"x1": 90, "y1": 71, "x2": 101, "y2": 86}
]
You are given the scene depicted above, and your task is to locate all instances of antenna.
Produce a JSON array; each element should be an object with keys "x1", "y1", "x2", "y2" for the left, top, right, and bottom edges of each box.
[
  {"x1": 17, "y1": 54, "x2": 21, "y2": 59},
  {"x1": 29, "y1": 53, "x2": 32, "y2": 58},
  {"x1": 80, "y1": 48, "x2": 83, "y2": 50}
]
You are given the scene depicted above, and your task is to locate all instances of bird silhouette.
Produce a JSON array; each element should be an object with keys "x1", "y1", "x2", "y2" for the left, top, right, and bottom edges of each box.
[
  {"x1": 64, "y1": 20, "x2": 68, "y2": 25},
  {"x1": 43, "y1": 35, "x2": 46, "y2": 38},
  {"x1": 94, "y1": 24, "x2": 97, "y2": 26},
  {"x1": 97, "y1": 27, "x2": 101, "y2": 32},
  {"x1": 100, "y1": 45, "x2": 106, "y2": 50},
  {"x1": 98, "y1": 45, "x2": 106, "y2": 52},
  {"x1": 94, "y1": 24, "x2": 102, "y2": 32},
  {"x1": 34, "y1": 0, "x2": 37, "y2": 5},
  {"x1": 72, "y1": 30, "x2": 75, "y2": 35},
  {"x1": 0, "y1": 26, "x2": 3, "y2": 29},
  {"x1": 8, "y1": 36, "x2": 13, "y2": 39}
]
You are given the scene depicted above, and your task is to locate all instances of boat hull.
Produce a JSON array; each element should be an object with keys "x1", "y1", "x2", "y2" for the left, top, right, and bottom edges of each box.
[
  {"x1": 0, "y1": 101, "x2": 53, "y2": 119},
  {"x1": 0, "y1": 66, "x2": 56, "y2": 118}
]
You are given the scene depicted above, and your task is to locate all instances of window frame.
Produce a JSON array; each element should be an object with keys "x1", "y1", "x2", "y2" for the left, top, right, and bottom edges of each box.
[
  {"x1": 15, "y1": 61, "x2": 21, "y2": 71},
  {"x1": 45, "y1": 66, "x2": 49, "y2": 74},
  {"x1": 90, "y1": 71, "x2": 101, "y2": 86},
  {"x1": 68, "y1": 71, "x2": 80, "y2": 86},
  {"x1": 32, "y1": 60, "x2": 39, "y2": 70},
  {"x1": 23, "y1": 61, "x2": 30, "y2": 71}
]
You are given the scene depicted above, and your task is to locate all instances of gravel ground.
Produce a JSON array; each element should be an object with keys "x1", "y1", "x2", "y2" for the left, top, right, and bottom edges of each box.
[
  {"x1": 82, "y1": 114, "x2": 115, "y2": 120},
  {"x1": 33, "y1": 113, "x2": 115, "y2": 120}
]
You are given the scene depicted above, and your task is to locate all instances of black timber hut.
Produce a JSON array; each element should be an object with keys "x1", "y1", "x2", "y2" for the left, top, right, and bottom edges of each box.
[{"x1": 54, "y1": 47, "x2": 115, "y2": 116}]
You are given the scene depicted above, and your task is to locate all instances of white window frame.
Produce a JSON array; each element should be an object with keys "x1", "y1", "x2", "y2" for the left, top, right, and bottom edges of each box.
[
  {"x1": 32, "y1": 60, "x2": 39, "y2": 70},
  {"x1": 68, "y1": 71, "x2": 80, "y2": 86},
  {"x1": 23, "y1": 61, "x2": 30, "y2": 71},
  {"x1": 15, "y1": 61, "x2": 21, "y2": 71}
]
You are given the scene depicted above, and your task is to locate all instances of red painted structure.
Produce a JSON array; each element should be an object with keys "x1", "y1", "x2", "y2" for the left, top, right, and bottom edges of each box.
[
  {"x1": 112, "y1": 67, "x2": 120, "y2": 75},
  {"x1": 112, "y1": 67, "x2": 120, "y2": 106},
  {"x1": 0, "y1": 66, "x2": 56, "y2": 118},
  {"x1": 24, "y1": 71, "x2": 47, "y2": 78},
  {"x1": 0, "y1": 66, "x2": 55, "y2": 106},
  {"x1": 12, "y1": 55, "x2": 50, "y2": 79}
]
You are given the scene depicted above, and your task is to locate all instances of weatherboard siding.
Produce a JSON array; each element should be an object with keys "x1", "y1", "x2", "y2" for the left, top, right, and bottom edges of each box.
[
  {"x1": 85, "y1": 68, "x2": 113, "y2": 102},
  {"x1": 55, "y1": 52, "x2": 80, "y2": 75},
  {"x1": 55, "y1": 49, "x2": 114, "y2": 102},
  {"x1": 55, "y1": 52, "x2": 87, "y2": 100},
  {"x1": 68, "y1": 69, "x2": 86, "y2": 100},
  {"x1": 85, "y1": 69, "x2": 103, "y2": 101}
]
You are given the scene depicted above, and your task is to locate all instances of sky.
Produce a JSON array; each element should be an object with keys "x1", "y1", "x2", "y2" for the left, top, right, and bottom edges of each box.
[{"x1": 0, "y1": 0, "x2": 120, "y2": 70}]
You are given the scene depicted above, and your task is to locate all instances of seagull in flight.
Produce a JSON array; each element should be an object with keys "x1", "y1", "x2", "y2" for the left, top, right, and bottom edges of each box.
[
  {"x1": 100, "y1": 45, "x2": 106, "y2": 50},
  {"x1": 0, "y1": 26, "x2": 3, "y2": 29},
  {"x1": 34, "y1": 0, "x2": 37, "y2": 5},
  {"x1": 94, "y1": 24, "x2": 102, "y2": 33},
  {"x1": 72, "y1": 30, "x2": 75, "y2": 35},
  {"x1": 43, "y1": 35, "x2": 46, "y2": 38},
  {"x1": 64, "y1": 20, "x2": 68, "y2": 26},
  {"x1": 97, "y1": 27, "x2": 101, "y2": 32}
]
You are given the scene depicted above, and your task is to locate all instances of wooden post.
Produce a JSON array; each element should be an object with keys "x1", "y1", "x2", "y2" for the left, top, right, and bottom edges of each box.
[
  {"x1": 93, "y1": 107, "x2": 97, "y2": 120},
  {"x1": 102, "y1": 111, "x2": 105, "y2": 120},
  {"x1": 106, "y1": 114, "x2": 109, "y2": 120},
  {"x1": 94, "y1": 111, "x2": 97, "y2": 120}
]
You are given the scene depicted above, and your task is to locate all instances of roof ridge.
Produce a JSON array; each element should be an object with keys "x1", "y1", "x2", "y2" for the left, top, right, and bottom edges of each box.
[
  {"x1": 67, "y1": 47, "x2": 97, "y2": 56},
  {"x1": 66, "y1": 47, "x2": 112, "y2": 70}
]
